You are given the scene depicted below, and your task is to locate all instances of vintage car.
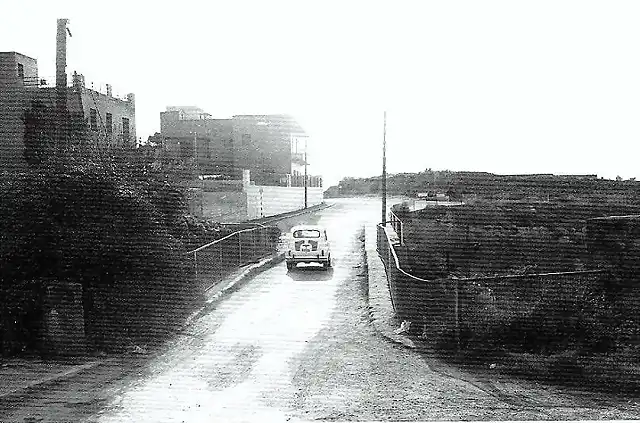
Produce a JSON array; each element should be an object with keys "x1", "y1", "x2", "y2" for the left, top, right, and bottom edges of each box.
[{"x1": 285, "y1": 224, "x2": 332, "y2": 270}]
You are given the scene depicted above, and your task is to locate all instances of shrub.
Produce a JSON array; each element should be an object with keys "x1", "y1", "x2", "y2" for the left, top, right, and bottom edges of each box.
[{"x1": 0, "y1": 160, "x2": 197, "y2": 354}]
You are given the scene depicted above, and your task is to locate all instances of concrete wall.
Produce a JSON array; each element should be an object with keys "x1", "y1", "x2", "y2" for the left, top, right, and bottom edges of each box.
[
  {"x1": 0, "y1": 52, "x2": 38, "y2": 83},
  {"x1": 0, "y1": 84, "x2": 28, "y2": 171},
  {"x1": 245, "y1": 185, "x2": 323, "y2": 219},
  {"x1": 202, "y1": 179, "x2": 244, "y2": 192},
  {"x1": 0, "y1": 84, "x2": 84, "y2": 171},
  {"x1": 0, "y1": 52, "x2": 39, "y2": 171}
]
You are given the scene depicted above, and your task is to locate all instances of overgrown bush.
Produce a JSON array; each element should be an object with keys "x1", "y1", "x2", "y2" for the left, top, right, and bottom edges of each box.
[
  {"x1": 425, "y1": 271, "x2": 640, "y2": 391},
  {"x1": 0, "y1": 158, "x2": 198, "y2": 354}
]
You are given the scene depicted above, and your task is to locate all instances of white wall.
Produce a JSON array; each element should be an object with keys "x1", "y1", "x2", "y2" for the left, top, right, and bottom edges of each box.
[{"x1": 245, "y1": 185, "x2": 324, "y2": 219}]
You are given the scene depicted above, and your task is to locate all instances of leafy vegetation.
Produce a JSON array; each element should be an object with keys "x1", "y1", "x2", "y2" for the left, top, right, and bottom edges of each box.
[{"x1": 0, "y1": 101, "x2": 235, "y2": 355}]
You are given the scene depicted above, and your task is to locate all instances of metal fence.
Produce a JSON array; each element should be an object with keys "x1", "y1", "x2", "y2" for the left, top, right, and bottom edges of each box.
[
  {"x1": 389, "y1": 211, "x2": 404, "y2": 246},
  {"x1": 377, "y1": 222, "x2": 440, "y2": 322},
  {"x1": 186, "y1": 224, "x2": 280, "y2": 290}
]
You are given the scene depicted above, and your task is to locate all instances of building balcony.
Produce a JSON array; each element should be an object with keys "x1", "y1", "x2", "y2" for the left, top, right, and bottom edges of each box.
[
  {"x1": 291, "y1": 152, "x2": 307, "y2": 165},
  {"x1": 21, "y1": 76, "x2": 47, "y2": 88}
]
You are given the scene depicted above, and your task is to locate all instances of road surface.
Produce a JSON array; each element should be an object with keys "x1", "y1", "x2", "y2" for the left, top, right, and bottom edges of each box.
[{"x1": 0, "y1": 198, "x2": 638, "y2": 422}]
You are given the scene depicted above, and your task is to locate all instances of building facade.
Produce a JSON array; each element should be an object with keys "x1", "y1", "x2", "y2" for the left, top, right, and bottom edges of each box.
[
  {"x1": 0, "y1": 52, "x2": 40, "y2": 170},
  {"x1": 231, "y1": 114, "x2": 307, "y2": 186},
  {"x1": 72, "y1": 72, "x2": 136, "y2": 148},
  {"x1": 158, "y1": 107, "x2": 321, "y2": 187},
  {"x1": 160, "y1": 107, "x2": 234, "y2": 176},
  {"x1": 0, "y1": 51, "x2": 136, "y2": 171}
]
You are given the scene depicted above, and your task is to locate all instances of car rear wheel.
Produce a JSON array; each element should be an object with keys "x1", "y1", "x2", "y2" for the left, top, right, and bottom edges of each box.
[{"x1": 286, "y1": 262, "x2": 294, "y2": 271}]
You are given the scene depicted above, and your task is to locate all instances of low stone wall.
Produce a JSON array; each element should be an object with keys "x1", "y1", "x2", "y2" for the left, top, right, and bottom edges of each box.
[
  {"x1": 42, "y1": 281, "x2": 85, "y2": 356},
  {"x1": 1, "y1": 280, "x2": 85, "y2": 357}
]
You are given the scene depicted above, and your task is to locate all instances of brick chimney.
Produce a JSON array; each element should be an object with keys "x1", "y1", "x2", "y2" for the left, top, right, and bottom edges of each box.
[{"x1": 56, "y1": 19, "x2": 69, "y2": 88}]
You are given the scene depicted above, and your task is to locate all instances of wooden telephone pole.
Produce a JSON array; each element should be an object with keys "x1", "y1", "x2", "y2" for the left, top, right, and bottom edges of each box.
[
  {"x1": 381, "y1": 111, "x2": 387, "y2": 224},
  {"x1": 304, "y1": 137, "x2": 308, "y2": 209}
]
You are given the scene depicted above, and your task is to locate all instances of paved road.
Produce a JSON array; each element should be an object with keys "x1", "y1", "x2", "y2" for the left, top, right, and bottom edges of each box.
[{"x1": 1, "y1": 198, "x2": 639, "y2": 422}]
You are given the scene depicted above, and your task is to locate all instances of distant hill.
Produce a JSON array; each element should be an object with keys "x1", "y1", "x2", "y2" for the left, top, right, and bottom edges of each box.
[{"x1": 324, "y1": 170, "x2": 640, "y2": 205}]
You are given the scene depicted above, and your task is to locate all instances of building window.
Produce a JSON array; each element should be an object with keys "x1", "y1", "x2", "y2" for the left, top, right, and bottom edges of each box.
[
  {"x1": 122, "y1": 117, "x2": 130, "y2": 140},
  {"x1": 17, "y1": 64, "x2": 24, "y2": 80},
  {"x1": 89, "y1": 108, "x2": 98, "y2": 131},
  {"x1": 105, "y1": 113, "x2": 113, "y2": 134}
]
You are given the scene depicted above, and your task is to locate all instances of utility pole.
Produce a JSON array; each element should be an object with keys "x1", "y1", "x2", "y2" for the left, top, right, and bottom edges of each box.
[
  {"x1": 193, "y1": 131, "x2": 198, "y2": 178},
  {"x1": 381, "y1": 111, "x2": 387, "y2": 224},
  {"x1": 193, "y1": 130, "x2": 204, "y2": 216},
  {"x1": 304, "y1": 137, "x2": 308, "y2": 209}
]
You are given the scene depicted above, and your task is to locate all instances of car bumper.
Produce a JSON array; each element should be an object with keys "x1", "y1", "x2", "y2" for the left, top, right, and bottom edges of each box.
[{"x1": 286, "y1": 253, "x2": 330, "y2": 263}]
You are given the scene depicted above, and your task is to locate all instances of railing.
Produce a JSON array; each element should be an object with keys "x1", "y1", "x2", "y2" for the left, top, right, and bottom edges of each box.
[
  {"x1": 289, "y1": 174, "x2": 323, "y2": 188},
  {"x1": 186, "y1": 225, "x2": 280, "y2": 291},
  {"x1": 291, "y1": 152, "x2": 306, "y2": 164},
  {"x1": 376, "y1": 222, "x2": 438, "y2": 322},
  {"x1": 21, "y1": 76, "x2": 45, "y2": 87},
  {"x1": 389, "y1": 210, "x2": 404, "y2": 245}
]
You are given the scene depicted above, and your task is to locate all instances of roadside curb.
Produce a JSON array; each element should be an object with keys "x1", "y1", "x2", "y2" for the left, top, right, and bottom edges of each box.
[
  {"x1": 0, "y1": 359, "x2": 108, "y2": 401},
  {"x1": 363, "y1": 224, "x2": 416, "y2": 349},
  {"x1": 182, "y1": 252, "x2": 286, "y2": 328}
]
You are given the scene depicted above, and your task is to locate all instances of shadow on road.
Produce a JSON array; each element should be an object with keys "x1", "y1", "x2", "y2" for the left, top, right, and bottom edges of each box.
[{"x1": 287, "y1": 266, "x2": 335, "y2": 282}]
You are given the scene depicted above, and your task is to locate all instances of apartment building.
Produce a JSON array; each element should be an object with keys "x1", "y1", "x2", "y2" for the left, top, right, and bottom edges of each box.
[{"x1": 158, "y1": 107, "x2": 321, "y2": 187}]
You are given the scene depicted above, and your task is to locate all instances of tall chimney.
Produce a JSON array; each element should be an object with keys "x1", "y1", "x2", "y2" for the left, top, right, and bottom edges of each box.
[{"x1": 56, "y1": 19, "x2": 69, "y2": 88}]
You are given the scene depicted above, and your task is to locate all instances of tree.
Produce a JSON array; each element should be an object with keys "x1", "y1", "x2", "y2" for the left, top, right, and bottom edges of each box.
[{"x1": 22, "y1": 99, "x2": 89, "y2": 167}]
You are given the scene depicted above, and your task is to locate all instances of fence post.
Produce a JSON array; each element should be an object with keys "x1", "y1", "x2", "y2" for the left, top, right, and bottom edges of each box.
[
  {"x1": 194, "y1": 251, "x2": 198, "y2": 280},
  {"x1": 455, "y1": 277, "x2": 460, "y2": 352}
]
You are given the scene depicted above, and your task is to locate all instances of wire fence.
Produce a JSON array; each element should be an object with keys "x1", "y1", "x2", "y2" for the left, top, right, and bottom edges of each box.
[
  {"x1": 377, "y1": 222, "x2": 436, "y2": 322},
  {"x1": 377, "y1": 221, "x2": 611, "y2": 348},
  {"x1": 186, "y1": 225, "x2": 281, "y2": 291}
]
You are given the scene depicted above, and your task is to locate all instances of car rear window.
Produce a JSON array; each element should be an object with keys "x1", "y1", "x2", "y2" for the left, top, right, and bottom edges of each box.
[{"x1": 293, "y1": 229, "x2": 321, "y2": 238}]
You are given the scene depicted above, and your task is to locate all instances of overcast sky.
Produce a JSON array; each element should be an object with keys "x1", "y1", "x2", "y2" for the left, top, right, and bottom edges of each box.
[{"x1": 3, "y1": 1, "x2": 640, "y2": 186}]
